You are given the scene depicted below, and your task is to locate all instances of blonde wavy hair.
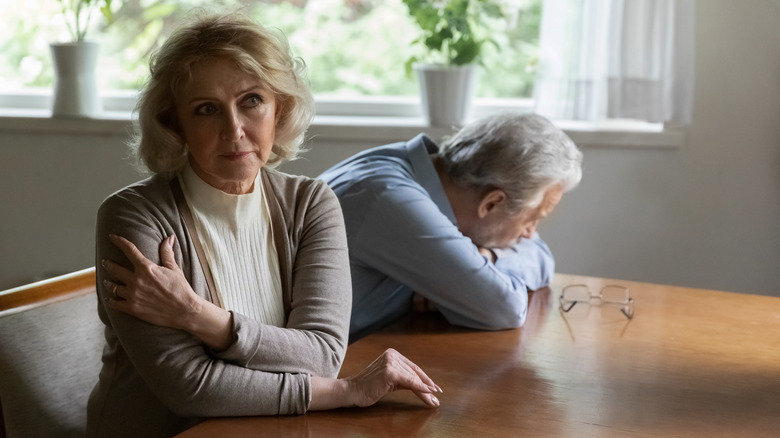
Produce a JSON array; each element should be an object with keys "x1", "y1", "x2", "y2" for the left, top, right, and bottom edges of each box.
[{"x1": 131, "y1": 11, "x2": 315, "y2": 175}]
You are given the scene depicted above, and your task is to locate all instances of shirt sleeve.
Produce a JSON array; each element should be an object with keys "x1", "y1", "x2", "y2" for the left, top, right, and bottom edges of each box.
[
  {"x1": 351, "y1": 180, "x2": 555, "y2": 330},
  {"x1": 493, "y1": 232, "x2": 556, "y2": 291},
  {"x1": 96, "y1": 190, "x2": 310, "y2": 417},
  {"x1": 213, "y1": 180, "x2": 351, "y2": 379}
]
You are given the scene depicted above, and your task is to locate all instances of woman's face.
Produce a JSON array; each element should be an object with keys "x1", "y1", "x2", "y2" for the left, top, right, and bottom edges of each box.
[{"x1": 175, "y1": 57, "x2": 279, "y2": 194}]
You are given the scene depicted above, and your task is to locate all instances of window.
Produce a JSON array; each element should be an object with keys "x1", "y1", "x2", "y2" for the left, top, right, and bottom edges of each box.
[{"x1": 0, "y1": 0, "x2": 542, "y2": 115}]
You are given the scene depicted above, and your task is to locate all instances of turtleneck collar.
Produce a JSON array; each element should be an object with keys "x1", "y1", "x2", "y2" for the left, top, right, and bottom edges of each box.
[{"x1": 178, "y1": 162, "x2": 265, "y2": 229}]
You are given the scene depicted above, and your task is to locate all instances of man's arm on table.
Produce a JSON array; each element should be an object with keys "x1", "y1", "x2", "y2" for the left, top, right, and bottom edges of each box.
[{"x1": 353, "y1": 187, "x2": 555, "y2": 330}]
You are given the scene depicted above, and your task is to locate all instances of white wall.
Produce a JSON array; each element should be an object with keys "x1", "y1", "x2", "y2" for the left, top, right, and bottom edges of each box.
[
  {"x1": 0, "y1": 128, "x2": 140, "y2": 286},
  {"x1": 2, "y1": 0, "x2": 779, "y2": 296}
]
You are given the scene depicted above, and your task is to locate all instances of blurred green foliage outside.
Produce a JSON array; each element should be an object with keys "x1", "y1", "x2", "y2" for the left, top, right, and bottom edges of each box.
[{"x1": 0, "y1": 0, "x2": 541, "y2": 99}]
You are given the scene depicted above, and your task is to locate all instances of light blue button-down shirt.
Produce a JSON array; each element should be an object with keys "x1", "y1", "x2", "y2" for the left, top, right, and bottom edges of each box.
[{"x1": 319, "y1": 134, "x2": 555, "y2": 341}]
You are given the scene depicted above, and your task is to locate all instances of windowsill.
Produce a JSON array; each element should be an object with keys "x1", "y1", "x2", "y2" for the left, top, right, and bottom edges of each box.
[
  {"x1": 0, "y1": 108, "x2": 685, "y2": 149},
  {"x1": 0, "y1": 108, "x2": 135, "y2": 135}
]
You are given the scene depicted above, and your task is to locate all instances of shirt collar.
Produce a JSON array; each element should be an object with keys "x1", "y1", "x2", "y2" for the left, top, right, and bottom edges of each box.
[{"x1": 406, "y1": 133, "x2": 457, "y2": 224}]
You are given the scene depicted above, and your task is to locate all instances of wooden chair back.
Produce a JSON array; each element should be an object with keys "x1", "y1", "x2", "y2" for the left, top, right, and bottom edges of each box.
[{"x1": 0, "y1": 267, "x2": 96, "y2": 317}]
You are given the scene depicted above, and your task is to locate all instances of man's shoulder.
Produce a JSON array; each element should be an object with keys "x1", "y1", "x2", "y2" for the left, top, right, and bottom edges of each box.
[
  {"x1": 334, "y1": 165, "x2": 427, "y2": 204},
  {"x1": 323, "y1": 153, "x2": 420, "y2": 193},
  {"x1": 320, "y1": 136, "x2": 442, "y2": 216},
  {"x1": 320, "y1": 141, "x2": 411, "y2": 179},
  {"x1": 335, "y1": 170, "x2": 440, "y2": 231}
]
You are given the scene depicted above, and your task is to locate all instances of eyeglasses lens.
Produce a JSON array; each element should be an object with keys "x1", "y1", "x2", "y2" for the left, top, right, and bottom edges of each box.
[
  {"x1": 601, "y1": 286, "x2": 630, "y2": 304},
  {"x1": 563, "y1": 285, "x2": 591, "y2": 303}
]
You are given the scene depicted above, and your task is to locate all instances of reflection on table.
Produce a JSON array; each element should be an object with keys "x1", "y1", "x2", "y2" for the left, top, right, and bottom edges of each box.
[{"x1": 176, "y1": 274, "x2": 780, "y2": 437}]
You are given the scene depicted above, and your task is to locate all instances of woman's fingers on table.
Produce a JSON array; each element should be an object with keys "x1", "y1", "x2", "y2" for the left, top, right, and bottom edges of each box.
[
  {"x1": 402, "y1": 352, "x2": 441, "y2": 393},
  {"x1": 387, "y1": 349, "x2": 441, "y2": 407},
  {"x1": 347, "y1": 348, "x2": 441, "y2": 408}
]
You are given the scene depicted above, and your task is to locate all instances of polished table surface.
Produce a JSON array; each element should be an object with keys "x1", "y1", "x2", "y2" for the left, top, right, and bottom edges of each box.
[{"x1": 176, "y1": 274, "x2": 780, "y2": 437}]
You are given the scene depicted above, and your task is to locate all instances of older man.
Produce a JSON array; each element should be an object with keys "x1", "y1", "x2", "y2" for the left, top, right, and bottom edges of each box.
[{"x1": 319, "y1": 113, "x2": 583, "y2": 341}]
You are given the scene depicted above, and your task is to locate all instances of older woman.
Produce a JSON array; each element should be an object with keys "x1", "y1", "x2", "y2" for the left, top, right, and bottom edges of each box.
[{"x1": 87, "y1": 12, "x2": 439, "y2": 438}]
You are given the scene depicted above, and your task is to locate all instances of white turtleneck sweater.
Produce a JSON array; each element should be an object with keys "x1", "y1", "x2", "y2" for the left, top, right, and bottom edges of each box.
[{"x1": 177, "y1": 163, "x2": 285, "y2": 327}]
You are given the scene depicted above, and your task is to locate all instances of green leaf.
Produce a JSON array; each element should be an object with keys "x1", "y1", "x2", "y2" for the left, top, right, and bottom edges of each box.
[
  {"x1": 447, "y1": 0, "x2": 469, "y2": 16},
  {"x1": 405, "y1": 56, "x2": 418, "y2": 78},
  {"x1": 415, "y1": 8, "x2": 440, "y2": 31},
  {"x1": 425, "y1": 28, "x2": 451, "y2": 52},
  {"x1": 100, "y1": 8, "x2": 113, "y2": 24},
  {"x1": 480, "y1": 2, "x2": 505, "y2": 18},
  {"x1": 143, "y1": 2, "x2": 177, "y2": 20},
  {"x1": 450, "y1": 16, "x2": 470, "y2": 34},
  {"x1": 452, "y1": 37, "x2": 479, "y2": 65},
  {"x1": 404, "y1": 0, "x2": 509, "y2": 66}
]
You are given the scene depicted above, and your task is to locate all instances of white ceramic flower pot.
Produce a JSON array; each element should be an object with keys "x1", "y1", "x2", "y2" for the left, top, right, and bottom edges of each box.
[
  {"x1": 50, "y1": 42, "x2": 101, "y2": 118},
  {"x1": 415, "y1": 63, "x2": 478, "y2": 127}
]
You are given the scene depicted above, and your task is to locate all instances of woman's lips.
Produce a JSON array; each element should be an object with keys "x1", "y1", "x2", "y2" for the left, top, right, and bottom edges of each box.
[{"x1": 221, "y1": 152, "x2": 253, "y2": 161}]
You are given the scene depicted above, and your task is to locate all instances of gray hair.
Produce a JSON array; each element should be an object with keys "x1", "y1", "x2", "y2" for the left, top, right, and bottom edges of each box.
[
  {"x1": 436, "y1": 113, "x2": 583, "y2": 213},
  {"x1": 130, "y1": 11, "x2": 314, "y2": 175}
]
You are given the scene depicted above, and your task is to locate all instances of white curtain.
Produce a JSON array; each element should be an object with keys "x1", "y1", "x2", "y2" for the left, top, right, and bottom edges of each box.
[{"x1": 533, "y1": 0, "x2": 695, "y2": 124}]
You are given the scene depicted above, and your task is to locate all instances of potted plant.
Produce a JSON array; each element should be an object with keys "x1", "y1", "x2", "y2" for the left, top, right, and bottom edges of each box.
[
  {"x1": 402, "y1": 0, "x2": 506, "y2": 126},
  {"x1": 50, "y1": 0, "x2": 116, "y2": 118}
]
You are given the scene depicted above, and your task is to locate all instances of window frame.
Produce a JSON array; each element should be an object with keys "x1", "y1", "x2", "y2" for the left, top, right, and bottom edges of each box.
[{"x1": 0, "y1": 89, "x2": 685, "y2": 149}]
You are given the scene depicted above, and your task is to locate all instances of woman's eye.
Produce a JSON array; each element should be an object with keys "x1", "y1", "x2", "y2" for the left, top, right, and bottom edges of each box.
[
  {"x1": 244, "y1": 94, "x2": 262, "y2": 107},
  {"x1": 195, "y1": 103, "x2": 217, "y2": 116}
]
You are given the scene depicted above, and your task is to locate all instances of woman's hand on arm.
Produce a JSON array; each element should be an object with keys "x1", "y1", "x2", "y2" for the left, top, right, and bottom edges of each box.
[
  {"x1": 308, "y1": 348, "x2": 442, "y2": 411},
  {"x1": 102, "y1": 233, "x2": 234, "y2": 352}
]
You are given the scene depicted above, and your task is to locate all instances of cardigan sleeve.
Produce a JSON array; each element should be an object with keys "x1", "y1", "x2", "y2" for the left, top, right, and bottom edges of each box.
[
  {"x1": 95, "y1": 187, "x2": 311, "y2": 417},
  {"x1": 213, "y1": 176, "x2": 351, "y2": 378}
]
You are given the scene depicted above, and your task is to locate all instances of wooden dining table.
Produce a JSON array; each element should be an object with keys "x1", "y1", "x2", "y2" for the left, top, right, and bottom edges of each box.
[{"x1": 175, "y1": 273, "x2": 780, "y2": 437}]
